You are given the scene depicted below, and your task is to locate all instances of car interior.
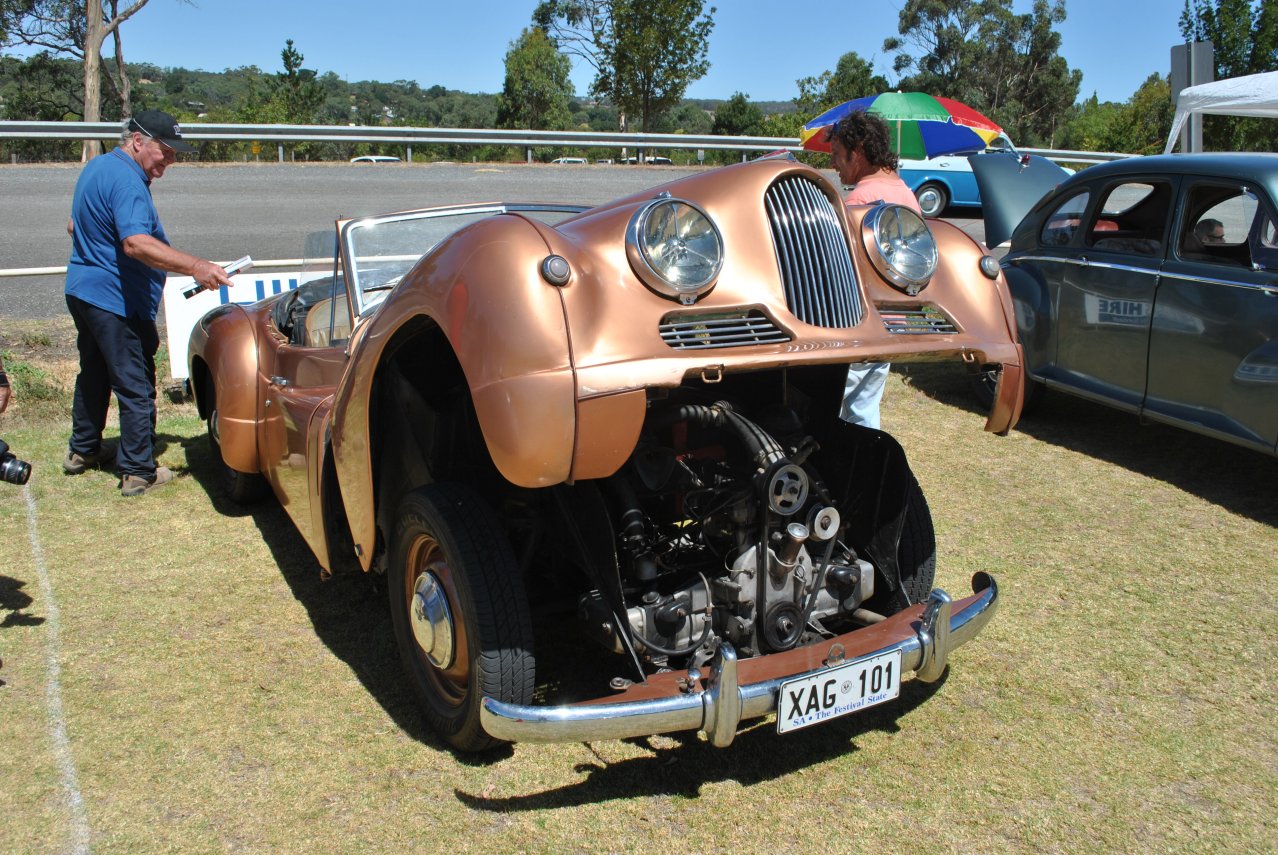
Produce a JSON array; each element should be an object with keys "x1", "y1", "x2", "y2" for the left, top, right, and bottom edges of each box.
[
  {"x1": 1177, "y1": 183, "x2": 1266, "y2": 269},
  {"x1": 1086, "y1": 181, "x2": 1172, "y2": 256}
]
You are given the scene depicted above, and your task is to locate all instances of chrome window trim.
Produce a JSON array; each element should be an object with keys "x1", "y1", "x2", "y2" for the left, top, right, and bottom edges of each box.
[
  {"x1": 1008, "y1": 254, "x2": 1276, "y2": 293},
  {"x1": 340, "y1": 203, "x2": 590, "y2": 314}
]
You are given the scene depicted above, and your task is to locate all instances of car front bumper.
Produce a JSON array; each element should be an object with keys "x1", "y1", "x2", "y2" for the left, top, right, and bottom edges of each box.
[{"x1": 481, "y1": 572, "x2": 998, "y2": 746}]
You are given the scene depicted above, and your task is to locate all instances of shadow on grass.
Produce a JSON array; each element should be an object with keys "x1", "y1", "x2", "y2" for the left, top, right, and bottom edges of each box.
[
  {"x1": 0, "y1": 574, "x2": 45, "y2": 628},
  {"x1": 178, "y1": 431, "x2": 456, "y2": 753},
  {"x1": 899, "y1": 363, "x2": 1278, "y2": 527},
  {"x1": 455, "y1": 673, "x2": 947, "y2": 809}
]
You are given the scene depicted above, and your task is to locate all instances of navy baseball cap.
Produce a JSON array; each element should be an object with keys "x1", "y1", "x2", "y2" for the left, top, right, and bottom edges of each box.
[{"x1": 128, "y1": 110, "x2": 197, "y2": 152}]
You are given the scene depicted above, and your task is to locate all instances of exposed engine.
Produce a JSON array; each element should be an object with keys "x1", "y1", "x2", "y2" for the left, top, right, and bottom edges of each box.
[{"x1": 578, "y1": 397, "x2": 884, "y2": 669}]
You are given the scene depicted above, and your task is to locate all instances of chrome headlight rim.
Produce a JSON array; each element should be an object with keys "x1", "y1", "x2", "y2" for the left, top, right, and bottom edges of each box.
[
  {"x1": 860, "y1": 203, "x2": 938, "y2": 296},
  {"x1": 626, "y1": 195, "x2": 724, "y2": 303}
]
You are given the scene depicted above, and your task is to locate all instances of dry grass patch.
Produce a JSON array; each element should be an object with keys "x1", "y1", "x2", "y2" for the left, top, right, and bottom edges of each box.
[{"x1": 2, "y1": 321, "x2": 1275, "y2": 853}]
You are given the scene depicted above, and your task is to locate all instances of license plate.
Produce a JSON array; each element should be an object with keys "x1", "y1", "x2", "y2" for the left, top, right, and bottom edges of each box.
[{"x1": 776, "y1": 650, "x2": 902, "y2": 734}]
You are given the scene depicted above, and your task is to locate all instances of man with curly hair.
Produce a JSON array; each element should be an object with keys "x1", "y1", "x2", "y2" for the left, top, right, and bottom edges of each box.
[{"x1": 825, "y1": 112, "x2": 922, "y2": 429}]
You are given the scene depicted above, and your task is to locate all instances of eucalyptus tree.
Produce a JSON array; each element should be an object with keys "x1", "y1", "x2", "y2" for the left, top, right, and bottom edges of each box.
[
  {"x1": 532, "y1": 0, "x2": 716, "y2": 133},
  {"x1": 2, "y1": 0, "x2": 173, "y2": 157},
  {"x1": 883, "y1": 0, "x2": 1080, "y2": 146}
]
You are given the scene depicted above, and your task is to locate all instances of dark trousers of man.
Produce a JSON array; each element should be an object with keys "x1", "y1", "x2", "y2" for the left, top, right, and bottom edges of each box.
[{"x1": 66, "y1": 294, "x2": 159, "y2": 478}]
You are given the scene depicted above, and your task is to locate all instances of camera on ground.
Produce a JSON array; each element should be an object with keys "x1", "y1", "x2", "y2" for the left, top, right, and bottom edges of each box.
[{"x1": 0, "y1": 439, "x2": 32, "y2": 485}]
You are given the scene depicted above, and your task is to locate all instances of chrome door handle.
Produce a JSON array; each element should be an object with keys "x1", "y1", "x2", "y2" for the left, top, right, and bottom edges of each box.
[{"x1": 269, "y1": 375, "x2": 290, "y2": 386}]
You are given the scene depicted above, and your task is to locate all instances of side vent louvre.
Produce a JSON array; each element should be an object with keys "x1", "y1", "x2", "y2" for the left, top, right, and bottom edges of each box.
[
  {"x1": 659, "y1": 311, "x2": 790, "y2": 349},
  {"x1": 880, "y1": 306, "x2": 960, "y2": 335}
]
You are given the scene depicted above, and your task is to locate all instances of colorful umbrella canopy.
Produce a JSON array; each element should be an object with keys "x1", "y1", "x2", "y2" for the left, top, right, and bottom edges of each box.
[{"x1": 801, "y1": 92, "x2": 1004, "y2": 160}]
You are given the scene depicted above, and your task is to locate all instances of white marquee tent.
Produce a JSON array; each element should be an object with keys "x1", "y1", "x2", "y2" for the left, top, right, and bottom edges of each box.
[{"x1": 1164, "y1": 70, "x2": 1278, "y2": 153}]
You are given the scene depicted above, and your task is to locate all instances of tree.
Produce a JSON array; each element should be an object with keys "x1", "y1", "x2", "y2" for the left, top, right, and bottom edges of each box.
[
  {"x1": 883, "y1": 0, "x2": 1080, "y2": 146},
  {"x1": 1179, "y1": 0, "x2": 1278, "y2": 151},
  {"x1": 533, "y1": 0, "x2": 716, "y2": 132},
  {"x1": 3, "y1": 1, "x2": 165, "y2": 158},
  {"x1": 273, "y1": 38, "x2": 323, "y2": 125},
  {"x1": 794, "y1": 51, "x2": 889, "y2": 119},
  {"x1": 496, "y1": 26, "x2": 573, "y2": 130},
  {"x1": 711, "y1": 91, "x2": 762, "y2": 136}
]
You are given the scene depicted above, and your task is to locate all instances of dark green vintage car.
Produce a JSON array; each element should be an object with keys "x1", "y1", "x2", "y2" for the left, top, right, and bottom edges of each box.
[{"x1": 974, "y1": 152, "x2": 1278, "y2": 456}]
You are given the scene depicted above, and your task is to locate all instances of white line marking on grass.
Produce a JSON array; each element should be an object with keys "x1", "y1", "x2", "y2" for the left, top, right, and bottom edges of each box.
[{"x1": 25, "y1": 484, "x2": 91, "y2": 854}]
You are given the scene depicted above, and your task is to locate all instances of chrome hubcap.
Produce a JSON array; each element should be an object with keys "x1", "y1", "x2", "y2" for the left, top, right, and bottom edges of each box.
[{"x1": 410, "y1": 571, "x2": 455, "y2": 669}]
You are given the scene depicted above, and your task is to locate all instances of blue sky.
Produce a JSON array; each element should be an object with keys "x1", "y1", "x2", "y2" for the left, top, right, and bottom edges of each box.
[{"x1": 94, "y1": 0, "x2": 1184, "y2": 105}]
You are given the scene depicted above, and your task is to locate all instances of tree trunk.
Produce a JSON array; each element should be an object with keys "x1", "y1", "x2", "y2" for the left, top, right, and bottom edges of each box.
[
  {"x1": 82, "y1": 0, "x2": 105, "y2": 161},
  {"x1": 112, "y1": 15, "x2": 132, "y2": 116}
]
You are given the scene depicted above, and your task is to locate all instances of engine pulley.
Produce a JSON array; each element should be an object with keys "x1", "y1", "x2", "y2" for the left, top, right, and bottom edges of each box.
[
  {"x1": 764, "y1": 462, "x2": 809, "y2": 516},
  {"x1": 761, "y1": 601, "x2": 805, "y2": 651}
]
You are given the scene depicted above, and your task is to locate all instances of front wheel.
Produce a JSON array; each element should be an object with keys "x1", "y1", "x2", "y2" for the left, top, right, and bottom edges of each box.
[
  {"x1": 388, "y1": 483, "x2": 534, "y2": 752},
  {"x1": 897, "y1": 476, "x2": 937, "y2": 606},
  {"x1": 915, "y1": 182, "x2": 948, "y2": 218},
  {"x1": 969, "y1": 367, "x2": 1043, "y2": 416}
]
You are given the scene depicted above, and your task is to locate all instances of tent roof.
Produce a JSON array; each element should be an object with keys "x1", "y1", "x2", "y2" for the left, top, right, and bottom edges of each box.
[{"x1": 1165, "y1": 71, "x2": 1278, "y2": 153}]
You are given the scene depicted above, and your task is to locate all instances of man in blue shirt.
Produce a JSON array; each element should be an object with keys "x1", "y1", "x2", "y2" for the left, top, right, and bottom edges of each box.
[{"x1": 64, "y1": 110, "x2": 234, "y2": 496}]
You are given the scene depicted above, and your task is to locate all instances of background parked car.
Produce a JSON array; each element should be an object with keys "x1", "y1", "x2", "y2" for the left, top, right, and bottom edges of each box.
[
  {"x1": 973, "y1": 151, "x2": 1278, "y2": 456},
  {"x1": 350, "y1": 155, "x2": 401, "y2": 164},
  {"x1": 550, "y1": 156, "x2": 587, "y2": 164},
  {"x1": 899, "y1": 136, "x2": 1014, "y2": 217}
]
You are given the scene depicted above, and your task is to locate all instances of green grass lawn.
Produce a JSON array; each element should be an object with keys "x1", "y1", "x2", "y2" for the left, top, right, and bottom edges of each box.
[{"x1": 2, "y1": 323, "x2": 1275, "y2": 853}]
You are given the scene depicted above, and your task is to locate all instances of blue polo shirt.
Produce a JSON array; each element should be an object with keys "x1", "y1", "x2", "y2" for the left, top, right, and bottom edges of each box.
[{"x1": 66, "y1": 147, "x2": 170, "y2": 320}]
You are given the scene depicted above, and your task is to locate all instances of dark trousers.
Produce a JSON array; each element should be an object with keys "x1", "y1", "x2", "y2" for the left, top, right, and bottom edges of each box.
[{"x1": 66, "y1": 294, "x2": 159, "y2": 478}]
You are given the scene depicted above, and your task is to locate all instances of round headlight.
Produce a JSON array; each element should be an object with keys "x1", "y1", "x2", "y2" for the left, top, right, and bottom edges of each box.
[
  {"x1": 860, "y1": 204, "x2": 938, "y2": 296},
  {"x1": 627, "y1": 197, "x2": 723, "y2": 303}
]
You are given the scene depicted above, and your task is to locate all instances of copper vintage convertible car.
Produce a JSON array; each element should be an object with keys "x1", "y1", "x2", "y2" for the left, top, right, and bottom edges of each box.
[{"x1": 189, "y1": 155, "x2": 1024, "y2": 752}]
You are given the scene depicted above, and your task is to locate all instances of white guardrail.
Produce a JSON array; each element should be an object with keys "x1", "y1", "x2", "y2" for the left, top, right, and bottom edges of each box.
[{"x1": 0, "y1": 119, "x2": 1132, "y2": 163}]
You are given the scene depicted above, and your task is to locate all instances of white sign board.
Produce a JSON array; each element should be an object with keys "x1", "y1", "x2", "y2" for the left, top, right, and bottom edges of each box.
[{"x1": 163, "y1": 271, "x2": 302, "y2": 379}]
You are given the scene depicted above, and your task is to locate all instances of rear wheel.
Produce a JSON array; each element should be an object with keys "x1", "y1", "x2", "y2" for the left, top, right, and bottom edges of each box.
[
  {"x1": 207, "y1": 407, "x2": 269, "y2": 503},
  {"x1": 915, "y1": 182, "x2": 948, "y2": 218},
  {"x1": 388, "y1": 483, "x2": 534, "y2": 752}
]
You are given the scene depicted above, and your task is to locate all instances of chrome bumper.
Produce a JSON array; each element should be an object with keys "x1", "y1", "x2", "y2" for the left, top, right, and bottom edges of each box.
[{"x1": 481, "y1": 572, "x2": 998, "y2": 747}]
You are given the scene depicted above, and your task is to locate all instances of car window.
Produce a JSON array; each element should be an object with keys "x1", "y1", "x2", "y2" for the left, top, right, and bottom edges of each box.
[
  {"x1": 1178, "y1": 183, "x2": 1261, "y2": 268},
  {"x1": 1086, "y1": 181, "x2": 1172, "y2": 256},
  {"x1": 1040, "y1": 191, "x2": 1090, "y2": 246}
]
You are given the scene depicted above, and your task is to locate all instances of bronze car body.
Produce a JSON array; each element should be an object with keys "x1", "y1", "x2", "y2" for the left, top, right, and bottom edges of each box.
[{"x1": 190, "y1": 157, "x2": 1023, "y2": 752}]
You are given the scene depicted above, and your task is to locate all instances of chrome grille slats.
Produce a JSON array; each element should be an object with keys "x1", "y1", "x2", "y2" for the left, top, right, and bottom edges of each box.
[
  {"x1": 880, "y1": 307, "x2": 959, "y2": 335},
  {"x1": 659, "y1": 311, "x2": 791, "y2": 349},
  {"x1": 764, "y1": 175, "x2": 862, "y2": 329}
]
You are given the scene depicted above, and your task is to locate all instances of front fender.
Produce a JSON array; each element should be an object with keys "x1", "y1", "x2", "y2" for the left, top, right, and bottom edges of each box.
[{"x1": 331, "y1": 214, "x2": 576, "y2": 568}]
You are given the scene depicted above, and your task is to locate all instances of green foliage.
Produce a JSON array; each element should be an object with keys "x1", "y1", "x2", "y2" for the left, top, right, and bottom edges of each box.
[
  {"x1": 1068, "y1": 74, "x2": 1174, "y2": 155},
  {"x1": 535, "y1": 0, "x2": 716, "y2": 132},
  {"x1": 711, "y1": 91, "x2": 762, "y2": 136},
  {"x1": 884, "y1": 0, "x2": 1081, "y2": 146},
  {"x1": 1179, "y1": 0, "x2": 1278, "y2": 151},
  {"x1": 496, "y1": 27, "x2": 573, "y2": 130},
  {"x1": 794, "y1": 51, "x2": 889, "y2": 119},
  {"x1": 0, "y1": 352, "x2": 68, "y2": 409}
]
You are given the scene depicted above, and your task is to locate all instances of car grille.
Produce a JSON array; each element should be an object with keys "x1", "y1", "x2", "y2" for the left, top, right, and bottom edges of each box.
[
  {"x1": 880, "y1": 306, "x2": 959, "y2": 335},
  {"x1": 659, "y1": 310, "x2": 791, "y2": 349},
  {"x1": 764, "y1": 175, "x2": 863, "y2": 329}
]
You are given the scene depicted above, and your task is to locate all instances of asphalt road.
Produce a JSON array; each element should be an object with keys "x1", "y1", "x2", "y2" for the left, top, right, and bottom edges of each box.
[{"x1": 0, "y1": 160, "x2": 986, "y2": 321}]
